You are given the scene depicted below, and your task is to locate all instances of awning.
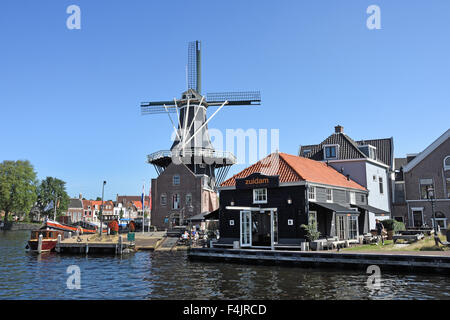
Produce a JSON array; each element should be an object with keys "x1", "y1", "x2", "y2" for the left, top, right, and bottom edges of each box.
[
  {"x1": 351, "y1": 204, "x2": 389, "y2": 215},
  {"x1": 186, "y1": 211, "x2": 219, "y2": 222},
  {"x1": 312, "y1": 202, "x2": 358, "y2": 214},
  {"x1": 203, "y1": 209, "x2": 219, "y2": 220}
]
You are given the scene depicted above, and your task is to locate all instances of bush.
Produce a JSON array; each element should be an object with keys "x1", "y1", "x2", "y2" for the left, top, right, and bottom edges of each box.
[
  {"x1": 381, "y1": 219, "x2": 405, "y2": 232},
  {"x1": 301, "y1": 222, "x2": 321, "y2": 241}
]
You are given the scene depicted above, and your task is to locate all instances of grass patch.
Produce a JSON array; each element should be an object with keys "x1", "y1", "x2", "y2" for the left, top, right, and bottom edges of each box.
[{"x1": 342, "y1": 235, "x2": 449, "y2": 252}]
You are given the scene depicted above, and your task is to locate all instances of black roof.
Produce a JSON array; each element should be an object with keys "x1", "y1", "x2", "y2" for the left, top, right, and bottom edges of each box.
[
  {"x1": 68, "y1": 198, "x2": 83, "y2": 209},
  {"x1": 300, "y1": 132, "x2": 393, "y2": 168}
]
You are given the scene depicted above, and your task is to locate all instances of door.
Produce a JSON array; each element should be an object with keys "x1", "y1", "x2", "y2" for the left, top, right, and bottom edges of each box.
[
  {"x1": 412, "y1": 210, "x2": 423, "y2": 227},
  {"x1": 336, "y1": 215, "x2": 346, "y2": 240},
  {"x1": 240, "y1": 210, "x2": 252, "y2": 247}
]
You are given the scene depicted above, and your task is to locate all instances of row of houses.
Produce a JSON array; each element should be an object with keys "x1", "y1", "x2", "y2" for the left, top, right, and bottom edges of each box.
[
  {"x1": 66, "y1": 194, "x2": 151, "y2": 224},
  {"x1": 211, "y1": 126, "x2": 449, "y2": 248}
]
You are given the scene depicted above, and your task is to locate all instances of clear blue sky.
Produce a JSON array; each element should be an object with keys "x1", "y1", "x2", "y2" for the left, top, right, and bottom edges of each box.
[{"x1": 1, "y1": 0, "x2": 449, "y2": 200}]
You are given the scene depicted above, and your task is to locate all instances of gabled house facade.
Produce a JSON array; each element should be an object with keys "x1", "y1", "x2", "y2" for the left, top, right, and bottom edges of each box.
[
  {"x1": 299, "y1": 125, "x2": 392, "y2": 230},
  {"x1": 397, "y1": 129, "x2": 450, "y2": 229},
  {"x1": 217, "y1": 152, "x2": 370, "y2": 248},
  {"x1": 67, "y1": 198, "x2": 83, "y2": 223},
  {"x1": 151, "y1": 162, "x2": 218, "y2": 230}
]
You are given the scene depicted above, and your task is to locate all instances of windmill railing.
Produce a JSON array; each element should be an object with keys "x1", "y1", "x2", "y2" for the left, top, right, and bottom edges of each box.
[{"x1": 147, "y1": 149, "x2": 236, "y2": 165}]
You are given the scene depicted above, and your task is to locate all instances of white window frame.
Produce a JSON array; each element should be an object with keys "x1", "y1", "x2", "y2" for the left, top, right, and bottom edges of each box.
[
  {"x1": 379, "y1": 177, "x2": 384, "y2": 194},
  {"x1": 303, "y1": 149, "x2": 311, "y2": 157},
  {"x1": 349, "y1": 191, "x2": 356, "y2": 204},
  {"x1": 308, "y1": 186, "x2": 316, "y2": 201},
  {"x1": 432, "y1": 218, "x2": 447, "y2": 230},
  {"x1": 173, "y1": 175, "x2": 180, "y2": 186},
  {"x1": 172, "y1": 194, "x2": 180, "y2": 210},
  {"x1": 411, "y1": 207, "x2": 424, "y2": 228},
  {"x1": 160, "y1": 194, "x2": 167, "y2": 206},
  {"x1": 323, "y1": 144, "x2": 339, "y2": 160},
  {"x1": 326, "y1": 188, "x2": 333, "y2": 202},
  {"x1": 444, "y1": 156, "x2": 450, "y2": 171},
  {"x1": 309, "y1": 211, "x2": 317, "y2": 226},
  {"x1": 186, "y1": 193, "x2": 192, "y2": 206},
  {"x1": 446, "y1": 178, "x2": 450, "y2": 199},
  {"x1": 419, "y1": 179, "x2": 434, "y2": 200},
  {"x1": 253, "y1": 188, "x2": 268, "y2": 204}
]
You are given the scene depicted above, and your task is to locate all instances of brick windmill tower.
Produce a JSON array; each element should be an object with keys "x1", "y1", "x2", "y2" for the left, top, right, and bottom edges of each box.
[{"x1": 141, "y1": 41, "x2": 261, "y2": 230}]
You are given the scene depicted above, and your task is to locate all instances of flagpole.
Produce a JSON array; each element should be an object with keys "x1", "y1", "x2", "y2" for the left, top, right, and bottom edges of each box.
[{"x1": 142, "y1": 183, "x2": 145, "y2": 235}]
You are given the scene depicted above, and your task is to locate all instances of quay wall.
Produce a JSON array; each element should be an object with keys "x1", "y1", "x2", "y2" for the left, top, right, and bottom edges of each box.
[
  {"x1": 1, "y1": 222, "x2": 42, "y2": 231},
  {"x1": 188, "y1": 248, "x2": 450, "y2": 274}
]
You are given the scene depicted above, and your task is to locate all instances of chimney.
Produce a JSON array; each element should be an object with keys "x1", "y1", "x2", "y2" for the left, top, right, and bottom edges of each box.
[
  {"x1": 79, "y1": 193, "x2": 82, "y2": 200},
  {"x1": 335, "y1": 125, "x2": 344, "y2": 134},
  {"x1": 346, "y1": 174, "x2": 350, "y2": 181}
]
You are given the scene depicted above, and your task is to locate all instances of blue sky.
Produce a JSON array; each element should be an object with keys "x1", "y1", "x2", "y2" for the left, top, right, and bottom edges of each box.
[{"x1": 1, "y1": 0, "x2": 449, "y2": 200}]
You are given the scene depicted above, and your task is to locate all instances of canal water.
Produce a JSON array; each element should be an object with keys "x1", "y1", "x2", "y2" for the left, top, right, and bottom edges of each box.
[{"x1": 1, "y1": 231, "x2": 449, "y2": 300}]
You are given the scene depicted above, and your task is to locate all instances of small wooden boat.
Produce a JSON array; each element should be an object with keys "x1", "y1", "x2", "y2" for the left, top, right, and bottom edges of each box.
[{"x1": 28, "y1": 229, "x2": 64, "y2": 253}]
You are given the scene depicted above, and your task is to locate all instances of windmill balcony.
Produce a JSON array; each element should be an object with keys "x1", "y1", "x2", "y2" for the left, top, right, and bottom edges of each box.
[{"x1": 147, "y1": 149, "x2": 236, "y2": 167}]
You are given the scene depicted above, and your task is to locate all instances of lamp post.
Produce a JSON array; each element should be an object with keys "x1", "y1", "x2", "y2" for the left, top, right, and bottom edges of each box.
[
  {"x1": 427, "y1": 185, "x2": 439, "y2": 246},
  {"x1": 100, "y1": 181, "x2": 106, "y2": 237}
]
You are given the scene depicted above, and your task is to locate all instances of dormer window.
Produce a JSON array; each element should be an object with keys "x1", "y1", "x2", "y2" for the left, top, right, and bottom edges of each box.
[
  {"x1": 323, "y1": 144, "x2": 338, "y2": 160},
  {"x1": 303, "y1": 149, "x2": 311, "y2": 157},
  {"x1": 359, "y1": 144, "x2": 377, "y2": 160}
]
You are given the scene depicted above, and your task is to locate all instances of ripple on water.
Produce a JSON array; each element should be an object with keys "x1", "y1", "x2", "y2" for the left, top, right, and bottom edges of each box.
[{"x1": 1, "y1": 231, "x2": 450, "y2": 299}]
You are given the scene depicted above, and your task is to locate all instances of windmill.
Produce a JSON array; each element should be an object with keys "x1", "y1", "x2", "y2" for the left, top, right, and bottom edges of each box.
[{"x1": 141, "y1": 40, "x2": 261, "y2": 190}]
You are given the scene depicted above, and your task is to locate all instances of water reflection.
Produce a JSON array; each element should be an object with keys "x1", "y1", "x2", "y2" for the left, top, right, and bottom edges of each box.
[{"x1": 0, "y1": 231, "x2": 449, "y2": 300}]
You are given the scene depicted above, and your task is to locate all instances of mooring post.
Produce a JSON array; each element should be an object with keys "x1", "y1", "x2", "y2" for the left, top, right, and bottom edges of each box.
[
  {"x1": 68, "y1": 232, "x2": 72, "y2": 239},
  {"x1": 86, "y1": 243, "x2": 89, "y2": 254},
  {"x1": 119, "y1": 235, "x2": 123, "y2": 255},
  {"x1": 37, "y1": 234, "x2": 43, "y2": 254}
]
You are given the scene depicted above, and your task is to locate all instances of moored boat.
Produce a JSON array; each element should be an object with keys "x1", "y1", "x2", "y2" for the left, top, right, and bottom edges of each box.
[
  {"x1": 42, "y1": 220, "x2": 106, "y2": 234},
  {"x1": 28, "y1": 229, "x2": 64, "y2": 253}
]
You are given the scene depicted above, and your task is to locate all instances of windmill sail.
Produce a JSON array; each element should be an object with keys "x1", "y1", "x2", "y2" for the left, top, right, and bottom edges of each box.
[{"x1": 188, "y1": 40, "x2": 201, "y2": 93}]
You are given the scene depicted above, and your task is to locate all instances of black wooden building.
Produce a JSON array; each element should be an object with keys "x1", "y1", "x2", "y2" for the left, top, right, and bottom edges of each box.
[{"x1": 217, "y1": 152, "x2": 372, "y2": 249}]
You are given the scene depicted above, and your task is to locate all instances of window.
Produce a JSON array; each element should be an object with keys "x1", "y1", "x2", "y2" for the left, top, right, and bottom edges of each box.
[
  {"x1": 253, "y1": 188, "x2": 267, "y2": 204},
  {"x1": 360, "y1": 194, "x2": 365, "y2": 203},
  {"x1": 172, "y1": 194, "x2": 180, "y2": 209},
  {"x1": 303, "y1": 149, "x2": 311, "y2": 157},
  {"x1": 444, "y1": 156, "x2": 450, "y2": 171},
  {"x1": 326, "y1": 189, "x2": 333, "y2": 202},
  {"x1": 446, "y1": 179, "x2": 450, "y2": 199},
  {"x1": 173, "y1": 175, "x2": 180, "y2": 185},
  {"x1": 419, "y1": 179, "x2": 434, "y2": 199},
  {"x1": 186, "y1": 193, "x2": 192, "y2": 206},
  {"x1": 308, "y1": 186, "x2": 316, "y2": 201},
  {"x1": 309, "y1": 211, "x2": 318, "y2": 231},
  {"x1": 324, "y1": 145, "x2": 338, "y2": 159},
  {"x1": 379, "y1": 177, "x2": 384, "y2": 194},
  {"x1": 349, "y1": 191, "x2": 356, "y2": 204},
  {"x1": 160, "y1": 194, "x2": 167, "y2": 206}
]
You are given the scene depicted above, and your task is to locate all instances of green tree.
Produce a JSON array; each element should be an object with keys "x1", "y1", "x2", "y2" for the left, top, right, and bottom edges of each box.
[
  {"x1": 36, "y1": 177, "x2": 70, "y2": 218},
  {"x1": 96, "y1": 197, "x2": 101, "y2": 201},
  {"x1": 0, "y1": 160, "x2": 38, "y2": 222}
]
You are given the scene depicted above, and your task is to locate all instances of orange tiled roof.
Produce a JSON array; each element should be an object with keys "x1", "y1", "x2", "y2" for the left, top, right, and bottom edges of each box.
[
  {"x1": 133, "y1": 201, "x2": 150, "y2": 209},
  {"x1": 221, "y1": 152, "x2": 366, "y2": 191}
]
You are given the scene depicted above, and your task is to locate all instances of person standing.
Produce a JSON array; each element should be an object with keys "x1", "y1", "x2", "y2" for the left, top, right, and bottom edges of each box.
[{"x1": 375, "y1": 219, "x2": 385, "y2": 245}]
